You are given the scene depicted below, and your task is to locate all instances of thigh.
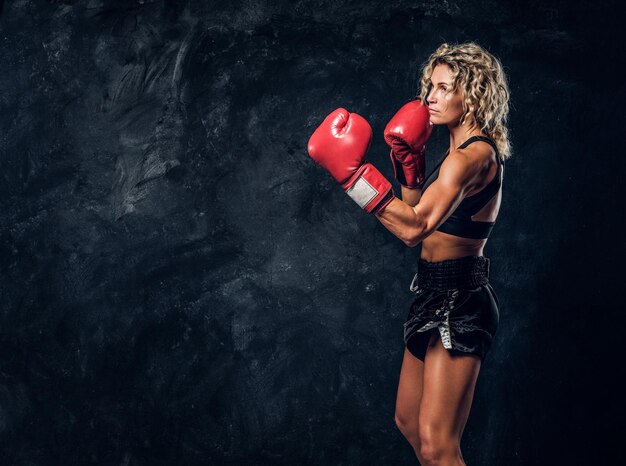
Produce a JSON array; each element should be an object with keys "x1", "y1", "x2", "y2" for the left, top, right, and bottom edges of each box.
[
  {"x1": 395, "y1": 345, "x2": 426, "y2": 423},
  {"x1": 419, "y1": 332, "x2": 482, "y2": 439}
]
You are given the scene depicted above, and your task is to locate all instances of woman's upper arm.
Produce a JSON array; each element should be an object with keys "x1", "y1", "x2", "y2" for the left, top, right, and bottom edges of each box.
[{"x1": 412, "y1": 150, "x2": 485, "y2": 236}]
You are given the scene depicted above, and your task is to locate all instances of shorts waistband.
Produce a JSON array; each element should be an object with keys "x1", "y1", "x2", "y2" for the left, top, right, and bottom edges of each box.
[{"x1": 410, "y1": 256, "x2": 490, "y2": 291}]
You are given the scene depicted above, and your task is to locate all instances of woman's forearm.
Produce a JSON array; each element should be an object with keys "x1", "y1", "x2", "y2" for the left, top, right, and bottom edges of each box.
[{"x1": 400, "y1": 185, "x2": 422, "y2": 207}]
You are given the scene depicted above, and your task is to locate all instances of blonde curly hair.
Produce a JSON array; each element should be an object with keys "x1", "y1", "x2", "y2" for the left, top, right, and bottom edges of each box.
[{"x1": 418, "y1": 42, "x2": 512, "y2": 160}]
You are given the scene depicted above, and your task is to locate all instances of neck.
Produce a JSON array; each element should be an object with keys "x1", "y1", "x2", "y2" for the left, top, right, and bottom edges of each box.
[{"x1": 447, "y1": 119, "x2": 484, "y2": 151}]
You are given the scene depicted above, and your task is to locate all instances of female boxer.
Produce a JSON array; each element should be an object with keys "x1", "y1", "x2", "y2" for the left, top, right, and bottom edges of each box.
[
  {"x1": 383, "y1": 42, "x2": 511, "y2": 465},
  {"x1": 307, "y1": 42, "x2": 511, "y2": 465}
]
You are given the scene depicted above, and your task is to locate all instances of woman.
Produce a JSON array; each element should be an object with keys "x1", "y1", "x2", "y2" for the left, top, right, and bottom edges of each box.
[
  {"x1": 378, "y1": 42, "x2": 512, "y2": 465},
  {"x1": 306, "y1": 41, "x2": 511, "y2": 466}
]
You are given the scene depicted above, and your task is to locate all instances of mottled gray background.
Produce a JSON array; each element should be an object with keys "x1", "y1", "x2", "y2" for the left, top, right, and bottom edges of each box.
[{"x1": 0, "y1": 0, "x2": 622, "y2": 464}]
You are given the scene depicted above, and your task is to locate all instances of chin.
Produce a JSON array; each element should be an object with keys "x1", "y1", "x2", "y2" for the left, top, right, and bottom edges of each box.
[{"x1": 429, "y1": 115, "x2": 442, "y2": 125}]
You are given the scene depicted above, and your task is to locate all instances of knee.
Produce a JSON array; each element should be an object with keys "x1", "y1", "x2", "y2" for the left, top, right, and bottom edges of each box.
[
  {"x1": 418, "y1": 424, "x2": 460, "y2": 465},
  {"x1": 394, "y1": 411, "x2": 419, "y2": 440}
]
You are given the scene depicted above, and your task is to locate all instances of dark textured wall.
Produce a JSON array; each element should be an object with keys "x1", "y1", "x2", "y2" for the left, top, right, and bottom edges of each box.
[{"x1": 0, "y1": 1, "x2": 622, "y2": 464}]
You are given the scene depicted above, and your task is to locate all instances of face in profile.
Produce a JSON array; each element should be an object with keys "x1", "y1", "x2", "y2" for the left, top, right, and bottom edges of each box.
[{"x1": 426, "y1": 64, "x2": 466, "y2": 126}]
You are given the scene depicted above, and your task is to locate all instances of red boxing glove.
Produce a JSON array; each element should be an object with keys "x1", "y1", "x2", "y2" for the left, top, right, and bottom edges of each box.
[
  {"x1": 307, "y1": 108, "x2": 394, "y2": 214},
  {"x1": 384, "y1": 100, "x2": 433, "y2": 189}
]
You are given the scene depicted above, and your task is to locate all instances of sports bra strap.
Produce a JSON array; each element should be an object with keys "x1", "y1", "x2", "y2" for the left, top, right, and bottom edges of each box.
[{"x1": 460, "y1": 135, "x2": 499, "y2": 155}]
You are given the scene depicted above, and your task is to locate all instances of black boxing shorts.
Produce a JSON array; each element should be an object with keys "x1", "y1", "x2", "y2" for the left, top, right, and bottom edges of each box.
[{"x1": 403, "y1": 255, "x2": 500, "y2": 362}]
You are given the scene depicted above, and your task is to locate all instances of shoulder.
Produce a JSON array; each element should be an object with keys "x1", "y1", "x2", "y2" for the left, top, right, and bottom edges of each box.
[
  {"x1": 438, "y1": 141, "x2": 496, "y2": 189},
  {"x1": 457, "y1": 139, "x2": 497, "y2": 167}
]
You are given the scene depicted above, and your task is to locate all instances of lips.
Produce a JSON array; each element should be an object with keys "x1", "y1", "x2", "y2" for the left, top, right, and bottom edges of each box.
[{"x1": 428, "y1": 108, "x2": 439, "y2": 113}]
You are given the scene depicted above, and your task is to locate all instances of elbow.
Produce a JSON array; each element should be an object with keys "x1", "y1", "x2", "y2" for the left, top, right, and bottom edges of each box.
[
  {"x1": 400, "y1": 206, "x2": 431, "y2": 247},
  {"x1": 404, "y1": 219, "x2": 432, "y2": 248},
  {"x1": 404, "y1": 235, "x2": 422, "y2": 248},
  {"x1": 403, "y1": 227, "x2": 427, "y2": 248},
  {"x1": 405, "y1": 239, "x2": 419, "y2": 248}
]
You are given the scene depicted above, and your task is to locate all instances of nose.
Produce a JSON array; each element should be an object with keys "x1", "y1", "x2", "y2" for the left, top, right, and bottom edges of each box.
[{"x1": 426, "y1": 87, "x2": 436, "y2": 105}]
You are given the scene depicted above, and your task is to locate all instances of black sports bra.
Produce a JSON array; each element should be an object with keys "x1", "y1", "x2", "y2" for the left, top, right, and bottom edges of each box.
[{"x1": 421, "y1": 136, "x2": 504, "y2": 240}]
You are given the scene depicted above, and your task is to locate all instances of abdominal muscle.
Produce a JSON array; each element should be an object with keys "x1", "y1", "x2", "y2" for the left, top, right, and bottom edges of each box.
[{"x1": 420, "y1": 232, "x2": 487, "y2": 262}]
